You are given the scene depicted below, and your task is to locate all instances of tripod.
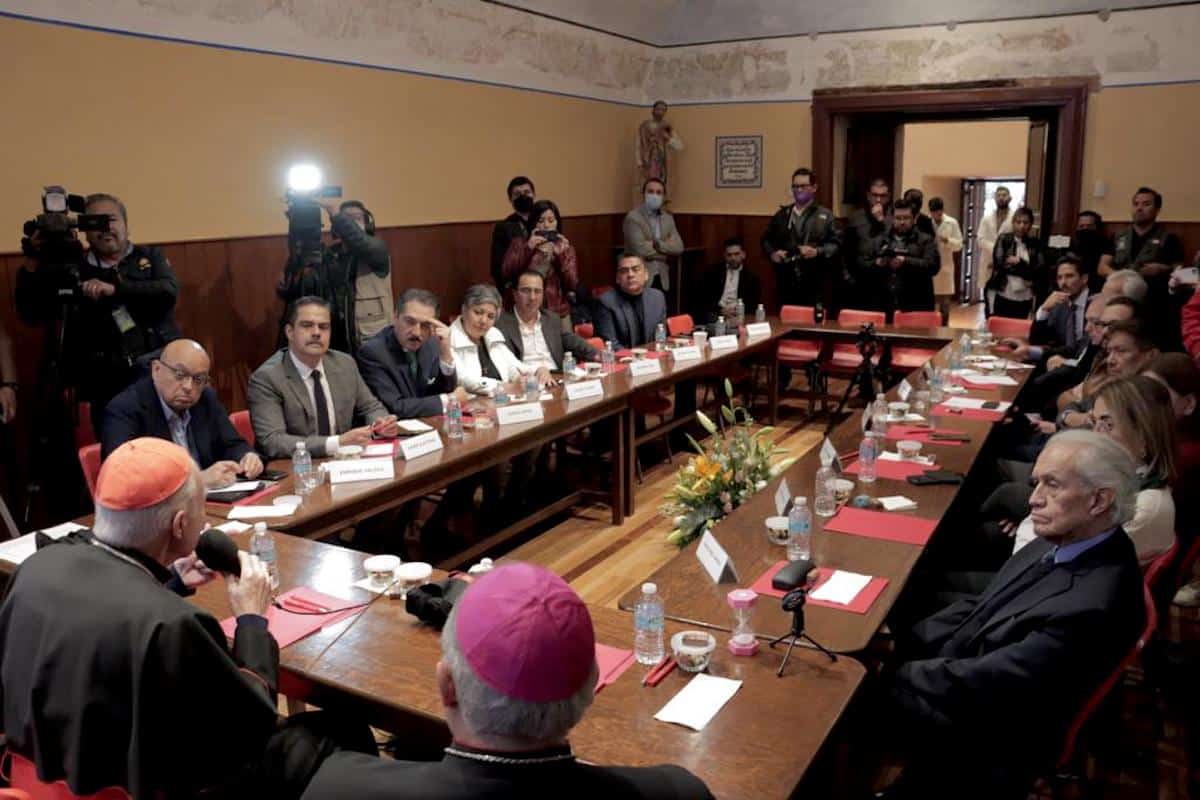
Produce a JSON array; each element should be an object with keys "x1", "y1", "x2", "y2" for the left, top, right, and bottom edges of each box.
[
  {"x1": 769, "y1": 588, "x2": 837, "y2": 676},
  {"x1": 824, "y1": 328, "x2": 884, "y2": 435}
]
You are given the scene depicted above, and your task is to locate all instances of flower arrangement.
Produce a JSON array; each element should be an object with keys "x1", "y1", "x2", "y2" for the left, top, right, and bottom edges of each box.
[{"x1": 663, "y1": 380, "x2": 797, "y2": 547}]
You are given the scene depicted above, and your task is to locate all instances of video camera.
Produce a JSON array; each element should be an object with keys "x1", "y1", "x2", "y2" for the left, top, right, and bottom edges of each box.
[
  {"x1": 285, "y1": 182, "x2": 342, "y2": 267},
  {"x1": 21, "y1": 186, "x2": 111, "y2": 301},
  {"x1": 856, "y1": 322, "x2": 879, "y2": 359}
]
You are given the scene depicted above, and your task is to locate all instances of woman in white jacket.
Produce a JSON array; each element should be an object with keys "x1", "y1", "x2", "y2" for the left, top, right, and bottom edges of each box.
[{"x1": 450, "y1": 283, "x2": 545, "y2": 396}]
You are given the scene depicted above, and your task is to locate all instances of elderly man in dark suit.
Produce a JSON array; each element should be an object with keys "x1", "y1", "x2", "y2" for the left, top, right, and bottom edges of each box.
[
  {"x1": 594, "y1": 253, "x2": 668, "y2": 349},
  {"x1": 248, "y1": 296, "x2": 398, "y2": 460},
  {"x1": 881, "y1": 430, "x2": 1145, "y2": 799},
  {"x1": 358, "y1": 289, "x2": 468, "y2": 418},
  {"x1": 497, "y1": 270, "x2": 599, "y2": 370},
  {"x1": 101, "y1": 338, "x2": 261, "y2": 488}
]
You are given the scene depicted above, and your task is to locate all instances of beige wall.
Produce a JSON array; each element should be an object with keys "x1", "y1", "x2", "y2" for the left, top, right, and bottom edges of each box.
[
  {"x1": 0, "y1": 16, "x2": 639, "y2": 245},
  {"x1": 1082, "y1": 84, "x2": 1200, "y2": 222},
  {"x1": 899, "y1": 120, "x2": 1030, "y2": 210}
]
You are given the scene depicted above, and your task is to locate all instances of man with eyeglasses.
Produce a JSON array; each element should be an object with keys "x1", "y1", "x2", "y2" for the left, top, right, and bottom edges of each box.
[
  {"x1": 842, "y1": 177, "x2": 892, "y2": 310},
  {"x1": 100, "y1": 339, "x2": 262, "y2": 488},
  {"x1": 762, "y1": 168, "x2": 839, "y2": 308}
]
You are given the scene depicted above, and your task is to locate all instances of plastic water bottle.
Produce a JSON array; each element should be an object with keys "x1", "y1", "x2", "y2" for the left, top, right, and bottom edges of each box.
[
  {"x1": 562, "y1": 350, "x2": 576, "y2": 380},
  {"x1": 292, "y1": 441, "x2": 313, "y2": 496},
  {"x1": 445, "y1": 395, "x2": 464, "y2": 440},
  {"x1": 787, "y1": 497, "x2": 812, "y2": 561},
  {"x1": 929, "y1": 368, "x2": 945, "y2": 405},
  {"x1": 249, "y1": 522, "x2": 279, "y2": 590},
  {"x1": 871, "y1": 395, "x2": 889, "y2": 433},
  {"x1": 714, "y1": 315, "x2": 727, "y2": 336},
  {"x1": 655, "y1": 323, "x2": 667, "y2": 350},
  {"x1": 755, "y1": 303, "x2": 766, "y2": 323},
  {"x1": 959, "y1": 332, "x2": 972, "y2": 362},
  {"x1": 524, "y1": 370, "x2": 540, "y2": 399},
  {"x1": 858, "y1": 434, "x2": 879, "y2": 483},
  {"x1": 735, "y1": 298, "x2": 745, "y2": 327},
  {"x1": 601, "y1": 341, "x2": 616, "y2": 374},
  {"x1": 814, "y1": 464, "x2": 837, "y2": 517},
  {"x1": 494, "y1": 381, "x2": 510, "y2": 405},
  {"x1": 633, "y1": 582, "x2": 665, "y2": 665}
]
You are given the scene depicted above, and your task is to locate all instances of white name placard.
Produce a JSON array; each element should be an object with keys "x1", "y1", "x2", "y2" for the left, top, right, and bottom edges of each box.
[
  {"x1": 399, "y1": 430, "x2": 444, "y2": 461},
  {"x1": 745, "y1": 322, "x2": 771, "y2": 337},
  {"x1": 628, "y1": 359, "x2": 663, "y2": 378},
  {"x1": 697, "y1": 531, "x2": 738, "y2": 584},
  {"x1": 565, "y1": 379, "x2": 604, "y2": 400},
  {"x1": 672, "y1": 345, "x2": 702, "y2": 363},
  {"x1": 819, "y1": 437, "x2": 842, "y2": 474},
  {"x1": 326, "y1": 457, "x2": 396, "y2": 485},
  {"x1": 774, "y1": 478, "x2": 792, "y2": 516},
  {"x1": 496, "y1": 402, "x2": 545, "y2": 426},
  {"x1": 709, "y1": 334, "x2": 739, "y2": 350},
  {"x1": 897, "y1": 379, "x2": 913, "y2": 402}
]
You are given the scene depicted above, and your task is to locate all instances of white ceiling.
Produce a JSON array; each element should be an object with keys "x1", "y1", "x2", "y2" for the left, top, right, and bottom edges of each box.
[{"x1": 493, "y1": 0, "x2": 1191, "y2": 45}]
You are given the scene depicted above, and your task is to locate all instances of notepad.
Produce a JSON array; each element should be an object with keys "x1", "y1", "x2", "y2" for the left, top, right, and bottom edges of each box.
[
  {"x1": 396, "y1": 419, "x2": 434, "y2": 434},
  {"x1": 877, "y1": 496, "x2": 919, "y2": 512},
  {"x1": 809, "y1": 570, "x2": 872, "y2": 605},
  {"x1": 654, "y1": 674, "x2": 742, "y2": 731},
  {"x1": 214, "y1": 521, "x2": 252, "y2": 534}
]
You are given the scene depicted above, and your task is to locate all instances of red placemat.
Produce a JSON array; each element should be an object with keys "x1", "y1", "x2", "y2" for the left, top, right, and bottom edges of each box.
[
  {"x1": 219, "y1": 587, "x2": 366, "y2": 649},
  {"x1": 845, "y1": 457, "x2": 935, "y2": 480},
  {"x1": 748, "y1": 563, "x2": 888, "y2": 614},
  {"x1": 931, "y1": 402, "x2": 1005, "y2": 421},
  {"x1": 822, "y1": 506, "x2": 937, "y2": 545},
  {"x1": 595, "y1": 643, "x2": 636, "y2": 693},
  {"x1": 884, "y1": 425, "x2": 964, "y2": 446}
]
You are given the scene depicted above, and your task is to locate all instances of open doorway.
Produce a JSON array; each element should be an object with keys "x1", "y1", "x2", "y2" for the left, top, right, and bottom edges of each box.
[{"x1": 961, "y1": 178, "x2": 1026, "y2": 302}]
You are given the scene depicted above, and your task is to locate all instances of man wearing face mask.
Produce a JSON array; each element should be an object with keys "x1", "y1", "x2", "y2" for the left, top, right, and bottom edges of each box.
[
  {"x1": 762, "y1": 168, "x2": 840, "y2": 307},
  {"x1": 491, "y1": 176, "x2": 536, "y2": 292},
  {"x1": 623, "y1": 179, "x2": 684, "y2": 294},
  {"x1": 16, "y1": 192, "x2": 180, "y2": 436}
]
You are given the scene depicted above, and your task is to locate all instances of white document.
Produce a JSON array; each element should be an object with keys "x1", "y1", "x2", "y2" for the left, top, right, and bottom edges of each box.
[
  {"x1": 214, "y1": 520, "x2": 252, "y2": 534},
  {"x1": 962, "y1": 375, "x2": 1019, "y2": 386},
  {"x1": 228, "y1": 504, "x2": 297, "y2": 520},
  {"x1": 810, "y1": 570, "x2": 872, "y2": 605},
  {"x1": 943, "y1": 397, "x2": 1010, "y2": 411},
  {"x1": 696, "y1": 531, "x2": 737, "y2": 583},
  {"x1": 496, "y1": 402, "x2": 544, "y2": 426},
  {"x1": 897, "y1": 379, "x2": 912, "y2": 401},
  {"x1": 745, "y1": 322, "x2": 771, "y2": 337},
  {"x1": 396, "y1": 419, "x2": 434, "y2": 434},
  {"x1": 774, "y1": 478, "x2": 792, "y2": 516},
  {"x1": 1003, "y1": 360, "x2": 1035, "y2": 370},
  {"x1": 654, "y1": 674, "x2": 743, "y2": 731},
  {"x1": 326, "y1": 457, "x2": 397, "y2": 484},
  {"x1": 565, "y1": 380, "x2": 604, "y2": 400},
  {"x1": 878, "y1": 496, "x2": 919, "y2": 512},
  {"x1": 0, "y1": 522, "x2": 87, "y2": 565},
  {"x1": 399, "y1": 431, "x2": 444, "y2": 461},
  {"x1": 879, "y1": 451, "x2": 934, "y2": 466},
  {"x1": 708, "y1": 334, "x2": 739, "y2": 350},
  {"x1": 363, "y1": 442, "x2": 396, "y2": 458},
  {"x1": 672, "y1": 345, "x2": 702, "y2": 363},
  {"x1": 628, "y1": 359, "x2": 663, "y2": 378}
]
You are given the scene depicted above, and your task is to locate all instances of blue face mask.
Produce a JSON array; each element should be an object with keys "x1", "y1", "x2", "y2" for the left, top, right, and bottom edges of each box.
[{"x1": 644, "y1": 193, "x2": 664, "y2": 212}]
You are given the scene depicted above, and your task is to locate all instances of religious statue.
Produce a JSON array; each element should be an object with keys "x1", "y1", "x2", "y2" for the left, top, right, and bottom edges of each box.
[{"x1": 636, "y1": 100, "x2": 683, "y2": 196}]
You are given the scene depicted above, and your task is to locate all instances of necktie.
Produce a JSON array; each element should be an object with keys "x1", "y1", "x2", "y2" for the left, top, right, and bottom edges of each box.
[
  {"x1": 311, "y1": 369, "x2": 332, "y2": 436},
  {"x1": 406, "y1": 350, "x2": 418, "y2": 380},
  {"x1": 1065, "y1": 303, "x2": 1078, "y2": 350}
]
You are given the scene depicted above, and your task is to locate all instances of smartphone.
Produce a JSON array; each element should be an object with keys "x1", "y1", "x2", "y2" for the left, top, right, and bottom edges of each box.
[
  {"x1": 542, "y1": 230, "x2": 560, "y2": 243},
  {"x1": 982, "y1": 401, "x2": 1001, "y2": 410},
  {"x1": 238, "y1": 469, "x2": 287, "y2": 482}
]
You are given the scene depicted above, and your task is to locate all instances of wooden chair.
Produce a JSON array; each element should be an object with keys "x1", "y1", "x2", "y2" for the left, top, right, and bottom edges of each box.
[
  {"x1": 890, "y1": 311, "x2": 944, "y2": 372},
  {"x1": 228, "y1": 409, "x2": 255, "y2": 447},
  {"x1": 666, "y1": 314, "x2": 694, "y2": 336},
  {"x1": 77, "y1": 444, "x2": 102, "y2": 502},
  {"x1": 987, "y1": 315, "x2": 1033, "y2": 338}
]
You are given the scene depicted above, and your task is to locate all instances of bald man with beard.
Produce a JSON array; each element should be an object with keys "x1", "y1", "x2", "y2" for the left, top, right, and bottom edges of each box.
[{"x1": 100, "y1": 338, "x2": 263, "y2": 487}]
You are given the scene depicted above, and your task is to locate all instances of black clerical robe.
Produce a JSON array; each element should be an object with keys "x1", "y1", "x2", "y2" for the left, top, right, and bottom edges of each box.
[
  {"x1": 301, "y1": 747, "x2": 714, "y2": 800},
  {"x1": 0, "y1": 533, "x2": 280, "y2": 799}
]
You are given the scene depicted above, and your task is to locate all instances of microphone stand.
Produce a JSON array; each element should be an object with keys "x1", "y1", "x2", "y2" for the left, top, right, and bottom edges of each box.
[{"x1": 769, "y1": 587, "x2": 837, "y2": 677}]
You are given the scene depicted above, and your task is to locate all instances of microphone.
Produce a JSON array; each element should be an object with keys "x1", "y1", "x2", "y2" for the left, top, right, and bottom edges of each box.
[{"x1": 196, "y1": 529, "x2": 242, "y2": 577}]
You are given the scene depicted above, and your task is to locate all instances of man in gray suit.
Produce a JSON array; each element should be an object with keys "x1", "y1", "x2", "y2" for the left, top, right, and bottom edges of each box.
[
  {"x1": 248, "y1": 296, "x2": 398, "y2": 460},
  {"x1": 497, "y1": 271, "x2": 599, "y2": 371},
  {"x1": 622, "y1": 178, "x2": 684, "y2": 292}
]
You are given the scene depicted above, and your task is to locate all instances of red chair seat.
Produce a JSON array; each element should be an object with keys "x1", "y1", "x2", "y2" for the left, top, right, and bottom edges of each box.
[
  {"x1": 666, "y1": 314, "x2": 694, "y2": 337},
  {"x1": 78, "y1": 444, "x2": 102, "y2": 501},
  {"x1": 228, "y1": 409, "x2": 255, "y2": 447},
  {"x1": 988, "y1": 315, "x2": 1032, "y2": 338},
  {"x1": 777, "y1": 340, "x2": 821, "y2": 364}
]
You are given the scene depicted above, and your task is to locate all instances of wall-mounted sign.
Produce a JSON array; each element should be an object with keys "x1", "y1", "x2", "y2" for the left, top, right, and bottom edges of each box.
[{"x1": 715, "y1": 135, "x2": 762, "y2": 188}]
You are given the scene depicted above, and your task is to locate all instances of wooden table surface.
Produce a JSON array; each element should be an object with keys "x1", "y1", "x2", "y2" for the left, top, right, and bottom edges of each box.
[
  {"x1": 618, "y1": 343, "x2": 1032, "y2": 653},
  {"x1": 191, "y1": 531, "x2": 865, "y2": 800}
]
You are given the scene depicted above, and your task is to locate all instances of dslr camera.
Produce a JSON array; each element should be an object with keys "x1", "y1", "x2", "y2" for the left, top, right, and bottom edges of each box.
[
  {"x1": 285, "y1": 183, "x2": 342, "y2": 267},
  {"x1": 21, "y1": 186, "x2": 111, "y2": 301}
]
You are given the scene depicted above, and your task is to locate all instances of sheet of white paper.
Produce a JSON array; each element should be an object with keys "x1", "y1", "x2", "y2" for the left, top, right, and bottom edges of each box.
[
  {"x1": 353, "y1": 576, "x2": 399, "y2": 595},
  {"x1": 962, "y1": 375, "x2": 1018, "y2": 386},
  {"x1": 228, "y1": 504, "x2": 297, "y2": 520},
  {"x1": 943, "y1": 385, "x2": 968, "y2": 395},
  {"x1": 810, "y1": 570, "x2": 872, "y2": 605},
  {"x1": 879, "y1": 451, "x2": 934, "y2": 465},
  {"x1": 206, "y1": 481, "x2": 262, "y2": 496},
  {"x1": 215, "y1": 521, "x2": 252, "y2": 534},
  {"x1": 654, "y1": 674, "x2": 742, "y2": 731},
  {"x1": 396, "y1": 419, "x2": 433, "y2": 434},
  {"x1": 539, "y1": 392, "x2": 554, "y2": 401},
  {"x1": 1004, "y1": 360, "x2": 1035, "y2": 370},
  {"x1": 878, "y1": 496, "x2": 919, "y2": 512},
  {"x1": 943, "y1": 396, "x2": 988, "y2": 409},
  {"x1": 0, "y1": 522, "x2": 87, "y2": 565},
  {"x1": 363, "y1": 443, "x2": 396, "y2": 458}
]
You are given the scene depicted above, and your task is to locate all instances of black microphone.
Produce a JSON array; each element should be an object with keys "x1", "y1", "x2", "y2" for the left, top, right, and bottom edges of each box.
[{"x1": 196, "y1": 529, "x2": 242, "y2": 577}]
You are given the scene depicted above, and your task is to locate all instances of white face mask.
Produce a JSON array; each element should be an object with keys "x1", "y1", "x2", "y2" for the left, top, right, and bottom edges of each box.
[{"x1": 644, "y1": 193, "x2": 663, "y2": 212}]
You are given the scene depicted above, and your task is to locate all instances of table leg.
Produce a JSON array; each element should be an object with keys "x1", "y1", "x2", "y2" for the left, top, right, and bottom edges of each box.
[
  {"x1": 610, "y1": 411, "x2": 625, "y2": 525},
  {"x1": 623, "y1": 406, "x2": 636, "y2": 517},
  {"x1": 769, "y1": 356, "x2": 779, "y2": 425}
]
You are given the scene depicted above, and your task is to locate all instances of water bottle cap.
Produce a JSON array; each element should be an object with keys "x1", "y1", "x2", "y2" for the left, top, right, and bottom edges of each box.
[
  {"x1": 794, "y1": 496, "x2": 807, "y2": 506},
  {"x1": 295, "y1": 441, "x2": 306, "y2": 451},
  {"x1": 642, "y1": 582, "x2": 657, "y2": 594},
  {"x1": 254, "y1": 522, "x2": 267, "y2": 532}
]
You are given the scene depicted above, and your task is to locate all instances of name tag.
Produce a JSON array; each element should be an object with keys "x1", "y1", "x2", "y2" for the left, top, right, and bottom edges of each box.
[
  {"x1": 399, "y1": 430, "x2": 444, "y2": 461},
  {"x1": 774, "y1": 478, "x2": 792, "y2": 516},
  {"x1": 496, "y1": 402, "x2": 544, "y2": 426},
  {"x1": 898, "y1": 379, "x2": 912, "y2": 402},
  {"x1": 819, "y1": 436, "x2": 842, "y2": 474},
  {"x1": 672, "y1": 345, "x2": 702, "y2": 362},
  {"x1": 697, "y1": 531, "x2": 738, "y2": 584},
  {"x1": 709, "y1": 334, "x2": 739, "y2": 350},
  {"x1": 565, "y1": 379, "x2": 603, "y2": 400},
  {"x1": 745, "y1": 322, "x2": 771, "y2": 337},
  {"x1": 629, "y1": 359, "x2": 663, "y2": 378},
  {"x1": 326, "y1": 457, "x2": 396, "y2": 485}
]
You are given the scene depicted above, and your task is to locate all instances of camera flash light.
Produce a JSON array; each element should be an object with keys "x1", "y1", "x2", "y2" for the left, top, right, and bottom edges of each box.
[{"x1": 287, "y1": 164, "x2": 323, "y2": 193}]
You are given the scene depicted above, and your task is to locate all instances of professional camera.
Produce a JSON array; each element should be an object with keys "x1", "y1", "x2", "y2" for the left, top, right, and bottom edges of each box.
[
  {"x1": 405, "y1": 575, "x2": 473, "y2": 629},
  {"x1": 855, "y1": 322, "x2": 879, "y2": 360},
  {"x1": 284, "y1": 165, "x2": 342, "y2": 267},
  {"x1": 878, "y1": 240, "x2": 909, "y2": 261},
  {"x1": 21, "y1": 186, "x2": 110, "y2": 266}
]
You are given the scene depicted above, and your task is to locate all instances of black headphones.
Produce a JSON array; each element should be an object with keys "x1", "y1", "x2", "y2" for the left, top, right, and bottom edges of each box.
[{"x1": 341, "y1": 201, "x2": 376, "y2": 236}]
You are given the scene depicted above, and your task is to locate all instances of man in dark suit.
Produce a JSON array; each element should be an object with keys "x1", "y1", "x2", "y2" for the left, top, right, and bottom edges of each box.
[
  {"x1": 248, "y1": 296, "x2": 399, "y2": 460},
  {"x1": 301, "y1": 563, "x2": 713, "y2": 800},
  {"x1": 882, "y1": 431, "x2": 1145, "y2": 799},
  {"x1": 697, "y1": 236, "x2": 762, "y2": 323},
  {"x1": 358, "y1": 289, "x2": 467, "y2": 419},
  {"x1": 497, "y1": 270, "x2": 599, "y2": 370},
  {"x1": 863, "y1": 200, "x2": 939, "y2": 317},
  {"x1": 1005, "y1": 255, "x2": 1091, "y2": 365},
  {"x1": 594, "y1": 253, "x2": 668, "y2": 349},
  {"x1": 101, "y1": 339, "x2": 262, "y2": 488},
  {"x1": 490, "y1": 176, "x2": 535, "y2": 292}
]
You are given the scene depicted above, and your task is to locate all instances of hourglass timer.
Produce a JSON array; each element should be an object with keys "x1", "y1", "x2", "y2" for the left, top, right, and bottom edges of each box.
[{"x1": 726, "y1": 588, "x2": 759, "y2": 656}]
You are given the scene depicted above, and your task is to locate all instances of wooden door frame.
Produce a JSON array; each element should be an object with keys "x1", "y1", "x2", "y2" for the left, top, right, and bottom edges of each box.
[{"x1": 812, "y1": 79, "x2": 1090, "y2": 235}]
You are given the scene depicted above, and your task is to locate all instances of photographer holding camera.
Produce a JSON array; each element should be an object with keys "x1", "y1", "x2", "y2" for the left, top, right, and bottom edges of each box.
[
  {"x1": 277, "y1": 199, "x2": 392, "y2": 355},
  {"x1": 864, "y1": 199, "x2": 939, "y2": 317},
  {"x1": 762, "y1": 168, "x2": 840, "y2": 307},
  {"x1": 16, "y1": 192, "x2": 180, "y2": 435}
]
